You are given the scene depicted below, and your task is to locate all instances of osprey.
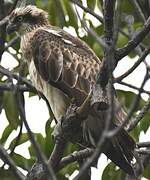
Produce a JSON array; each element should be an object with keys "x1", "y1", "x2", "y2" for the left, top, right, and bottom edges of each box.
[{"x1": 7, "y1": 5, "x2": 136, "y2": 175}]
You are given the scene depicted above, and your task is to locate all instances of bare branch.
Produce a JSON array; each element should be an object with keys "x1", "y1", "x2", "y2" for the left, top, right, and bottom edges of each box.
[
  {"x1": 97, "y1": 0, "x2": 116, "y2": 88},
  {"x1": 70, "y1": 0, "x2": 103, "y2": 23},
  {"x1": 16, "y1": 92, "x2": 57, "y2": 180},
  {"x1": 135, "y1": 149, "x2": 150, "y2": 155},
  {"x1": 127, "y1": 98, "x2": 150, "y2": 131},
  {"x1": 115, "y1": 17, "x2": 150, "y2": 61},
  {"x1": 0, "y1": 144, "x2": 25, "y2": 180},
  {"x1": 116, "y1": 46, "x2": 150, "y2": 82},
  {"x1": 58, "y1": 148, "x2": 94, "y2": 170},
  {"x1": 0, "y1": 65, "x2": 36, "y2": 91},
  {"x1": 131, "y1": 0, "x2": 146, "y2": 22},
  {"x1": 116, "y1": 81, "x2": 150, "y2": 95},
  {"x1": 137, "y1": 142, "x2": 150, "y2": 148},
  {"x1": 108, "y1": 70, "x2": 149, "y2": 137},
  {"x1": 0, "y1": 82, "x2": 33, "y2": 92}
]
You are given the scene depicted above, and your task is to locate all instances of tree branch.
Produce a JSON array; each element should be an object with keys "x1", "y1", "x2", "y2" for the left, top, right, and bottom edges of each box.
[
  {"x1": 16, "y1": 91, "x2": 57, "y2": 180},
  {"x1": 115, "y1": 16, "x2": 150, "y2": 61},
  {"x1": 116, "y1": 81, "x2": 150, "y2": 95},
  {"x1": 70, "y1": 0, "x2": 103, "y2": 23},
  {"x1": 58, "y1": 148, "x2": 94, "y2": 171},
  {"x1": 73, "y1": 1, "x2": 116, "y2": 179},
  {"x1": 0, "y1": 144, "x2": 25, "y2": 180},
  {"x1": 116, "y1": 46, "x2": 150, "y2": 82},
  {"x1": 127, "y1": 98, "x2": 150, "y2": 131}
]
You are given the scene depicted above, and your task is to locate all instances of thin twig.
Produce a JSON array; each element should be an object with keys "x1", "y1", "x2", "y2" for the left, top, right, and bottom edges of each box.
[
  {"x1": 116, "y1": 81, "x2": 150, "y2": 95},
  {"x1": 116, "y1": 46, "x2": 150, "y2": 82},
  {"x1": 70, "y1": 0, "x2": 103, "y2": 23},
  {"x1": 137, "y1": 142, "x2": 150, "y2": 148},
  {"x1": 16, "y1": 91, "x2": 57, "y2": 180},
  {"x1": 0, "y1": 83, "x2": 33, "y2": 92},
  {"x1": 0, "y1": 144, "x2": 25, "y2": 180},
  {"x1": 115, "y1": 16, "x2": 150, "y2": 61},
  {"x1": 131, "y1": 0, "x2": 146, "y2": 22},
  {"x1": 4, "y1": 36, "x2": 19, "y2": 51},
  {"x1": 127, "y1": 98, "x2": 150, "y2": 131},
  {"x1": 135, "y1": 149, "x2": 150, "y2": 155},
  {"x1": 0, "y1": 65, "x2": 36, "y2": 90},
  {"x1": 74, "y1": 5, "x2": 107, "y2": 49},
  {"x1": 107, "y1": 70, "x2": 149, "y2": 137}
]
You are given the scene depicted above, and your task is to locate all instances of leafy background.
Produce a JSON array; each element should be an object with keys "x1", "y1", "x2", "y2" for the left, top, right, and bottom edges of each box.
[{"x1": 0, "y1": 0, "x2": 150, "y2": 179}]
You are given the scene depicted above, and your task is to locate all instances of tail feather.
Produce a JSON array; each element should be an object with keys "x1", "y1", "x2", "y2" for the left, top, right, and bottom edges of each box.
[
  {"x1": 82, "y1": 115, "x2": 136, "y2": 175},
  {"x1": 104, "y1": 129, "x2": 135, "y2": 175}
]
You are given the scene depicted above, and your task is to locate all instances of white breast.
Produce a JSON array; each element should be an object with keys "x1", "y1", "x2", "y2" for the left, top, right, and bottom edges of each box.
[{"x1": 28, "y1": 60, "x2": 68, "y2": 121}]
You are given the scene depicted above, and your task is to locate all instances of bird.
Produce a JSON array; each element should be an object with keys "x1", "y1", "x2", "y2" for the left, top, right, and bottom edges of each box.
[{"x1": 6, "y1": 5, "x2": 136, "y2": 175}]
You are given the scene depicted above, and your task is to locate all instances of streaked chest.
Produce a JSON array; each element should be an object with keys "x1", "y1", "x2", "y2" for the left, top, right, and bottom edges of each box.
[{"x1": 21, "y1": 35, "x2": 68, "y2": 121}]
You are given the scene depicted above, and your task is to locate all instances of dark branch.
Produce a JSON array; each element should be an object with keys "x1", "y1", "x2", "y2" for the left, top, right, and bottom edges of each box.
[
  {"x1": 70, "y1": 0, "x2": 103, "y2": 23},
  {"x1": 115, "y1": 17, "x2": 150, "y2": 61},
  {"x1": 74, "y1": 1, "x2": 116, "y2": 179},
  {"x1": 16, "y1": 91, "x2": 57, "y2": 180},
  {"x1": 137, "y1": 142, "x2": 150, "y2": 148},
  {"x1": 116, "y1": 46, "x2": 150, "y2": 82},
  {"x1": 0, "y1": 144, "x2": 25, "y2": 180},
  {"x1": 97, "y1": 0, "x2": 116, "y2": 88},
  {"x1": 116, "y1": 81, "x2": 150, "y2": 95},
  {"x1": 58, "y1": 148, "x2": 94, "y2": 170},
  {"x1": 127, "y1": 98, "x2": 150, "y2": 131}
]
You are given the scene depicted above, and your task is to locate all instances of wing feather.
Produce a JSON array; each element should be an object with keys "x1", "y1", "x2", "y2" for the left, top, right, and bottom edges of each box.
[{"x1": 31, "y1": 26, "x2": 101, "y2": 105}]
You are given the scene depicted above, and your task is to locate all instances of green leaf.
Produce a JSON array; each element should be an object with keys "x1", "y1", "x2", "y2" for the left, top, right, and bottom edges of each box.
[
  {"x1": 87, "y1": 0, "x2": 96, "y2": 10},
  {"x1": 0, "y1": 169, "x2": 16, "y2": 180},
  {"x1": 28, "y1": 133, "x2": 45, "y2": 157},
  {"x1": 9, "y1": 133, "x2": 29, "y2": 150},
  {"x1": 117, "y1": 90, "x2": 145, "y2": 111},
  {"x1": 0, "y1": 125, "x2": 13, "y2": 144},
  {"x1": 116, "y1": 32, "x2": 128, "y2": 48},
  {"x1": 44, "y1": 120, "x2": 54, "y2": 157},
  {"x1": 12, "y1": 152, "x2": 33, "y2": 170},
  {"x1": 139, "y1": 110, "x2": 150, "y2": 133},
  {"x1": 63, "y1": 0, "x2": 78, "y2": 30},
  {"x1": 102, "y1": 162, "x2": 124, "y2": 180},
  {"x1": 3, "y1": 91, "x2": 20, "y2": 130},
  {"x1": 143, "y1": 163, "x2": 150, "y2": 179},
  {"x1": 130, "y1": 126, "x2": 140, "y2": 140}
]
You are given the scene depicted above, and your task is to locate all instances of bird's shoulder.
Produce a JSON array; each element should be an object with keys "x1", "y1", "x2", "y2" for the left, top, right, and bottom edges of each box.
[{"x1": 31, "y1": 25, "x2": 100, "y2": 63}]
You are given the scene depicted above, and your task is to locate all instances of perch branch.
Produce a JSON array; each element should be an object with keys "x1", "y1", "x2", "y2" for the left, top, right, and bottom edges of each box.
[{"x1": 58, "y1": 148, "x2": 94, "y2": 170}]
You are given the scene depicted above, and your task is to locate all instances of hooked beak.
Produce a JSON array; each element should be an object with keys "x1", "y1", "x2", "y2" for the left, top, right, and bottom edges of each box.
[{"x1": 6, "y1": 23, "x2": 18, "y2": 34}]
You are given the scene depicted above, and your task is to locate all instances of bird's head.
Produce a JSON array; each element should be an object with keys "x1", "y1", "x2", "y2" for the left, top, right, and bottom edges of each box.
[{"x1": 6, "y1": 5, "x2": 49, "y2": 36}]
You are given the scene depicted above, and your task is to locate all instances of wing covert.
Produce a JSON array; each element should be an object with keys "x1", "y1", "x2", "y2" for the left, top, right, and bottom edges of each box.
[{"x1": 31, "y1": 27, "x2": 101, "y2": 105}]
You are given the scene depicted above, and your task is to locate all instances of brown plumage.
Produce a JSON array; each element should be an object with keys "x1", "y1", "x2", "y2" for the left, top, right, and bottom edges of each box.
[{"x1": 7, "y1": 5, "x2": 136, "y2": 175}]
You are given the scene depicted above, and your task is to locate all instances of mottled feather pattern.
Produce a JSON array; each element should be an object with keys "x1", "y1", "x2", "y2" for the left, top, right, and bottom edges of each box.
[{"x1": 29, "y1": 26, "x2": 101, "y2": 105}]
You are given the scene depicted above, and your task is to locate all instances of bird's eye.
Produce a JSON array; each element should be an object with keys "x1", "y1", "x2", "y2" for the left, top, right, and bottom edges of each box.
[{"x1": 17, "y1": 16, "x2": 23, "y2": 22}]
